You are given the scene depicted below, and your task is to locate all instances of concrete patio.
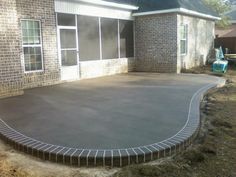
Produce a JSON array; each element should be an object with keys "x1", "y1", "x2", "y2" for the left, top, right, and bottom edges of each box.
[{"x1": 0, "y1": 73, "x2": 224, "y2": 167}]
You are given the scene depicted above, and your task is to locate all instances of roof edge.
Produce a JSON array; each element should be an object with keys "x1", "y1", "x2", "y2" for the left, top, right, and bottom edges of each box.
[
  {"x1": 133, "y1": 8, "x2": 221, "y2": 20},
  {"x1": 74, "y1": 0, "x2": 139, "y2": 10}
]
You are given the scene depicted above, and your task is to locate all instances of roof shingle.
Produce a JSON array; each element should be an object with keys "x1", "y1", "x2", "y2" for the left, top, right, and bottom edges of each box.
[{"x1": 103, "y1": 0, "x2": 218, "y2": 17}]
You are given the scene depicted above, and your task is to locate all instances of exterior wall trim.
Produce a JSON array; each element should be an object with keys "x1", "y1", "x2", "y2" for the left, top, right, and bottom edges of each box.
[
  {"x1": 55, "y1": 0, "x2": 134, "y2": 20},
  {"x1": 79, "y1": 58, "x2": 136, "y2": 79},
  {"x1": 72, "y1": 0, "x2": 139, "y2": 10},
  {"x1": 133, "y1": 8, "x2": 221, "y2": 21}
]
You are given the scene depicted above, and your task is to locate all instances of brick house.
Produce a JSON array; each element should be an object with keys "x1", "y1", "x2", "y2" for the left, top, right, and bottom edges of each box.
[{"x1": 0, "y1": 0, "x2": 219, "y2": 98}]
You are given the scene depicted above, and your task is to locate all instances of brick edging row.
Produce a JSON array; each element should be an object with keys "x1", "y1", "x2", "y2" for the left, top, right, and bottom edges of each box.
[{"x1": 0, "y1": 78, "x2": 225, "y2": 167}]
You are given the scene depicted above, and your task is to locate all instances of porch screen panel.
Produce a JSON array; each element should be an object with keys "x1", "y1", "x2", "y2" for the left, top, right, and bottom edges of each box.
[
  {"x1": 57, "y1": 13, "x2": 75, "y2": 26},
  {"x1": 77, "y1": 15, "x2": 100, "y2": 61},
  {"x1": 60, "y1": 29, "x2": 77, "y2": 66},
  {"x1": 60, "y1": 29, "x2": 77, "y2": 49},
  {"x1": 119, "y1": 20, "x2": 134, "y2": 58},
  {"x1": 101, "y1": 18, "x2": 118, "y2": 59}
]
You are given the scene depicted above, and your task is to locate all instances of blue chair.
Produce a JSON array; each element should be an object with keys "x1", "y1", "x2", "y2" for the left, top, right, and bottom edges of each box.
[{"x1": 213, "y1": 47, "x2": 228, "y2": 73}]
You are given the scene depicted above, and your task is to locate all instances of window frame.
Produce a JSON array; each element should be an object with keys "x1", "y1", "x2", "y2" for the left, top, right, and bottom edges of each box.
[
  {"x1": 180, "y1": 24, "x2": 188, "y2": 56},
  {"x1": 56, "y1": 13, "x2": 135, "y2": 62},
  {"x1": 21, "y1": 19, "x2": 44, "y2": 73},
  {"x1": 57, "y1": 13, "x2": 76, "y2": 27},
  {"x1": 56, "y1": 14, "x2": 79, "y2": 67}
]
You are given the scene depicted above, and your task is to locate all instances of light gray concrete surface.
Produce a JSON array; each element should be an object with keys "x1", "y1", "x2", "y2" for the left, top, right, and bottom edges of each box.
[{"x1": 0, "y1": 73, "x2": 219, "y2": 149}]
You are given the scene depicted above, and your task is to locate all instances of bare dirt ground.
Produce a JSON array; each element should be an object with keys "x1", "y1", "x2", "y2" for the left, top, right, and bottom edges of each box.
[
  {"x1": 0, "y1": 141, "x2": 118, "y2": 177},
  {"x1": 114, "y1": 65, "x2": 236, "y2": 177},
  {"x1": 1, "y1": 65, "x2": 236, "y2": 177}
]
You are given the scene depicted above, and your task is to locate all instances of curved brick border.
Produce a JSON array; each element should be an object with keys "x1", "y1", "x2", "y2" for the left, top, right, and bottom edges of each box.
[{"x1": 0, "y1": 76, "x2": 225, "y2": 167}]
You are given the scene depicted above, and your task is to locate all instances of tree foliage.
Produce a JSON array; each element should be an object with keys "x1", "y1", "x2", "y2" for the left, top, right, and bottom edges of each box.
[{"x1": 204, "y1": 0, "x2": 232, "y2": 28}]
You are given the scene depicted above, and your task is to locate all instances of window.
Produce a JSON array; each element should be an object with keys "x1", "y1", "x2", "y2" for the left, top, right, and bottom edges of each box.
[
  {"x1": 21, "y1": 20, "x2": 43, "y2": 72},
  {"x1": 119, "y1": 20, "x2": 134, "y2": 58},
  {"x1": 57, "y1": 13, "x2": 76, "y2": 26},
  {"x1": 101, "y1": 18, "x2": 118, "y2": 59},
  {"x1": 180, "y1": 24, "x2": 188, "y2": 55},
  {"x1": 77, "y1": 15, "x2": 100, "y2": 61}
]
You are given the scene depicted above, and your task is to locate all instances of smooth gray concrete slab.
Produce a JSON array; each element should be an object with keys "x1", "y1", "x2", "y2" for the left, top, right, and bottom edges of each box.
[{"x1": 0, "y1": 73, "x2": 218, "y2": 149}]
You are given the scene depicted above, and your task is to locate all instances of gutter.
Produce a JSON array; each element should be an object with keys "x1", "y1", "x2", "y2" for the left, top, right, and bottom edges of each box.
[
  {"x1": 74, "y1": 0, "x2": 139, "y2": 10},
  {"x1": 133, "y1": 8, "x2": 221, "y2": 21}
]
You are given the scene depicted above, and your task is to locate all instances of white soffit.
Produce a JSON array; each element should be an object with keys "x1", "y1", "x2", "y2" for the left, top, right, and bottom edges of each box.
[
  {"x1": 74, "y1": 0, "x2": 139, "y2": 10},
  {"x1": 133, "y1": 8, "x2": 221, "y2": 21},
  {"x1": 55, "y1": 0, "x2": 134, "y2": 20}
]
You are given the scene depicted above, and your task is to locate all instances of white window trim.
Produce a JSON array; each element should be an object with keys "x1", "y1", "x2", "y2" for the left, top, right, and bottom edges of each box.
[
  {"x1": 21, "y1": 19, "x2": 44, "y2": 73},
  {"x1": 57, "y1": 14, "x2": 79, "y2": 67},
  {"x1": 75, "y1": 14, "x2": 80, "y2": 66},
  {"x1": 118, "y1": 19, "x2": 121, "y2": 59},
  {"x1": 99, "y1": 17, "x2": 102, "y2": 60},
  {"x1": 180, "y1": 24, "x2": 188, "y2": 56}
]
